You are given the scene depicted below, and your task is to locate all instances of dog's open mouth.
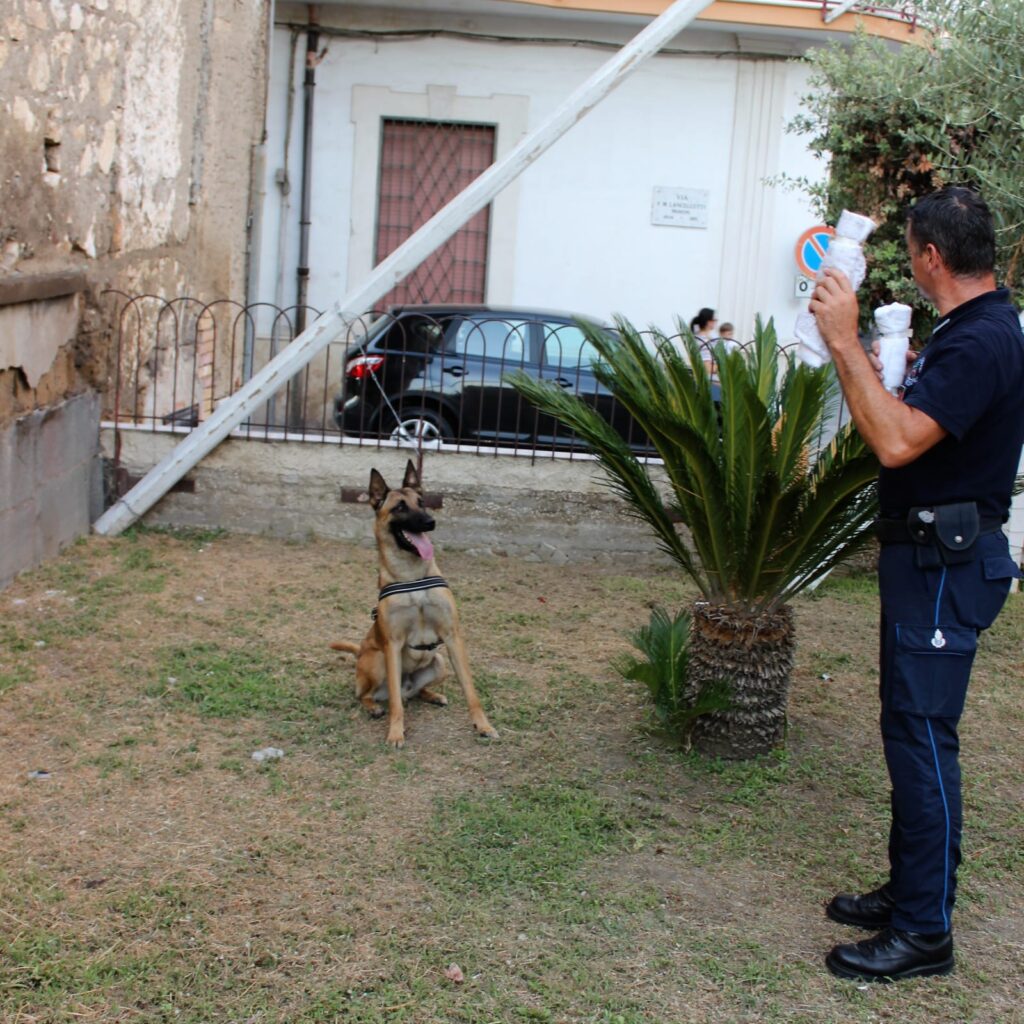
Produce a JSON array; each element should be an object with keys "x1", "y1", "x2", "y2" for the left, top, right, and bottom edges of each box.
[{"x1": 401, "y1": 530, "x2": 434, "y2": 561}]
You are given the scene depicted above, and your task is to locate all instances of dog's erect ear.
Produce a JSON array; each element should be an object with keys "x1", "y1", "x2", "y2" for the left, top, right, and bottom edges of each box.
[
  {"x1": 402, "y1": 459, "x2": 422, "y2": 493},
  {"x1": 367, "y1": 469, "x2": 389, "y2": 509}
]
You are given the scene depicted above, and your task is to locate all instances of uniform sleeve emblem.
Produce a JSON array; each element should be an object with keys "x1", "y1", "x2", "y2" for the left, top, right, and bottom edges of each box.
[{"x1": 899, "y1": 354, "x2": 925, "y2": 400}]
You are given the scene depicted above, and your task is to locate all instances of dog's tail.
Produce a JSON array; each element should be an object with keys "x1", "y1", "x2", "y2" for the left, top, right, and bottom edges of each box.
[{"x1": 330, "y1": 640, "x2": 361, "y2": 655}]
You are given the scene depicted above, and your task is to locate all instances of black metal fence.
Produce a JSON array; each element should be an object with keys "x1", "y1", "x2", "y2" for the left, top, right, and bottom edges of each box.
[{"x1": 102, "y1": 293, "x2": 838, "y2": 462}]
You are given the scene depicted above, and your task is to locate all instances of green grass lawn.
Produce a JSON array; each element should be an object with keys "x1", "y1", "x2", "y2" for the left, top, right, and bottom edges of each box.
[{"x1": 1, "y1": 528, "x2": 1021, "y2": 1023}]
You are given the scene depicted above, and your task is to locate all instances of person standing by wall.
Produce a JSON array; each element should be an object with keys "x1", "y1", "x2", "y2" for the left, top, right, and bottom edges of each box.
[
  {"x1": 809, "y1": 186, "x2": 1024, "y2": 982},
  {"x1": 689, "y1": 307, "x2": 718, "y2": 374}
]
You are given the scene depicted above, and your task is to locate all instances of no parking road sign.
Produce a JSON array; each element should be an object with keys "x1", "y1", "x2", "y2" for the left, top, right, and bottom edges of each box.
[{"x1": 795, "y1": 225, "x2": 835, "y2": 278}]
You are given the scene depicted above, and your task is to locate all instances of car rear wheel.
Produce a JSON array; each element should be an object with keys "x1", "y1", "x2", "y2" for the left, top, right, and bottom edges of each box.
[{"x1": 383, "y1": 407, "x2": 453, "y2": 448}]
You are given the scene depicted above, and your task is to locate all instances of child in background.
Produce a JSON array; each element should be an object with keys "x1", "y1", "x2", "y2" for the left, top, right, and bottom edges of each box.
[{"x1": 717, "y1": 323, "x2": 738, "y2": 352}]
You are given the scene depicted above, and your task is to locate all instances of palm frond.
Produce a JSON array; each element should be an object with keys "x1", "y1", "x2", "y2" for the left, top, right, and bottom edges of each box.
[
  {"x1": 505, "y1": 370, "x2": 702, "y2": 580},
  {"x1": 771, "y1": 367, "x2": 835, "y2": 491},
  {"x1": 748, "y1": 314, "x2": 782, "y2": 406},
  {"x1": 509, "y1": 314, "x2": 881, "y2": 614},
  {"x1": 716, "y1": 349, "x2": 771, "y2": 574},
  {"x1": 579, "y1": 320, "x2": 733, "y2": 594},
  {"x1": 614, "y1": 605, "x2": 731, "y2": 743},
  {"x1": 765, "y1": 427, "x2": 880, "y2": 605}
]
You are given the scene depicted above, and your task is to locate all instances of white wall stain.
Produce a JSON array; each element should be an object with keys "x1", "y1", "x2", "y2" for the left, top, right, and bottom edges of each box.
[
  {"x1": 11, "y1": 95, "x2": 37, "y2": 132},
  {"x1": 118, "y1": 0, "x2": 186, "y2": 249},
  {"x1": 27, "y1": 47, "x2": 50, "y2": 90}
]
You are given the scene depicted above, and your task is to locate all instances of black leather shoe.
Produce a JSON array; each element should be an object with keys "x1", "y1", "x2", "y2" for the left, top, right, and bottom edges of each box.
[
  {"x1": 826, "y1": 884, "x2": 895, "y2": 929},
  {"x1": 826, "y1": 927, "x2": 954, "y2": 982}
]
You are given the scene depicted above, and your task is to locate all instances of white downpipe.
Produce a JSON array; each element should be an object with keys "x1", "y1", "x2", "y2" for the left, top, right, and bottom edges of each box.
[{"x1": 94, "y1": 0, "x2": 714, "y2": 537}]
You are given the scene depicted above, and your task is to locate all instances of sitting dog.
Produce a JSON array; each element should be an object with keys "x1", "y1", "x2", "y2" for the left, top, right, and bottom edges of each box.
[{"x1": 331, "y1": 460, "x2": 498, "y2": 748}]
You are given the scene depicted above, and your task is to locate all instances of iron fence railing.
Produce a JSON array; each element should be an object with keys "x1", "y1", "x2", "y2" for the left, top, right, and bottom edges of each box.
[
  {"x1": 750, "y1": 0, "x2": 919, "y2": 29},
  {"x1": 101, "y1": 294, "x2": 846, "y2": 464}
]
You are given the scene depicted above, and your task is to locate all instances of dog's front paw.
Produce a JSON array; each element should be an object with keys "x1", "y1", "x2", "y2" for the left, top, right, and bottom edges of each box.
[
  {"x1": 474, "y1": 721, "x2": 499, "y2": 740},
  {"x1": 385, "y1": 727, "x2": 406, "y2": 749}
]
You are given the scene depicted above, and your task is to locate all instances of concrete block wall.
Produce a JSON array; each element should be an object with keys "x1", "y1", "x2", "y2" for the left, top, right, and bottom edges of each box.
[
  {"x1": 102, "y1": 428, "x2": 670, "y2": 566},
  {"x1": 1, "y1": 392, "x2": 103, "y2": 588},
  {"x1": 0, "y1": 271, "x2": 103, "y2": 589}
]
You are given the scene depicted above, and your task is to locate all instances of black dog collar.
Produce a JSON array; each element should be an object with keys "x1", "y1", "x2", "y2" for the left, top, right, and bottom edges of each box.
[{"x1": 377, "y1": 576, "x2": 449, "y2": 601}]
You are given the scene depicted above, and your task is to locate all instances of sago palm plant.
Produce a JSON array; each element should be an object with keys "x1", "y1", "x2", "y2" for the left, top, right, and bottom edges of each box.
[
  {"x1": 509, "y1": 317, "x2": 880, "y2": 759},
  {"x1": 613, "y1": 605, "x2": 731, "y2": 747}
]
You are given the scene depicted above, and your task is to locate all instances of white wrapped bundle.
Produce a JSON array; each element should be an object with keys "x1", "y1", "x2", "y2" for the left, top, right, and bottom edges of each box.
[
  {"x1": 796, "y1": 211, "x2": 877, "y2": 367},
  {"x1": 875, "y1": 301, "x2": 913, "y2": 393}
]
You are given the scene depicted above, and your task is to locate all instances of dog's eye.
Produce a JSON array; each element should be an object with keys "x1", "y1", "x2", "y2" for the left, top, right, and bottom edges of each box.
[{"x1": 395, "y1": 500, "x2": 407, "y2": 512}]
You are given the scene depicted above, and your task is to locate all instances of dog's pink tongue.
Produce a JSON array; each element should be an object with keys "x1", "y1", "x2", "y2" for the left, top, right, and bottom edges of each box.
[{"x1": 407, "y1": 531, "x2": 434, "y2": 560}]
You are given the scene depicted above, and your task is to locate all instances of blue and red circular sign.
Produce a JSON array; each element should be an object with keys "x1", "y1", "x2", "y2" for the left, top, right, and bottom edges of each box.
[{"x1": 795, "y1": 225, "x2": 836, "y2": 278}]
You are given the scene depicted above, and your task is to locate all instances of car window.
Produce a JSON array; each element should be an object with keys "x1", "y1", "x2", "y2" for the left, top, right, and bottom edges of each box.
[
  {"x1": 542, "y1": 323, "x2": 601, "y2": 373},
  {"x1": 377, "y1": 315, "x2": 445, "y2": 354},
  {"x1": 446, "y1": 318, "x2": 529, "y2": 362}
]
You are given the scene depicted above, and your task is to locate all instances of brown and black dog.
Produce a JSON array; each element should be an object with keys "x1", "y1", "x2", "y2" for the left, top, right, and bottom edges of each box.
[{"x1": 331, "y1": 460, "x2": 498, "y2": 748}]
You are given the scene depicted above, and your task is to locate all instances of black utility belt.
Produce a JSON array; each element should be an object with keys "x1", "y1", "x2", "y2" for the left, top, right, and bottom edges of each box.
[{"x1": 875, "y1": 501, "x2": 1002, "y2": 564}]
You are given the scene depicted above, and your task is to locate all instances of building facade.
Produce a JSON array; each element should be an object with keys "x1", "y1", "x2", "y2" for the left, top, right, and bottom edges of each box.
[{"x1": 253, "y1": 1, "x2": 919, "y2": 340}]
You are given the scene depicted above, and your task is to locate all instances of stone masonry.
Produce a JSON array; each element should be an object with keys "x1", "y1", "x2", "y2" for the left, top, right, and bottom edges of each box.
[{"x1": 0, "y1": 0, "x2": 271, "y2": 585}]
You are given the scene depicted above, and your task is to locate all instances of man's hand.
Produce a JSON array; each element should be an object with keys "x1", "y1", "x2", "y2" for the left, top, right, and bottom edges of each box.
[
  {"x1": 869, "y1": 339, "x2": 918, "y2": 386},
  {"x1": 808, "y1": 268, "x2": 860, "y2": 355}
]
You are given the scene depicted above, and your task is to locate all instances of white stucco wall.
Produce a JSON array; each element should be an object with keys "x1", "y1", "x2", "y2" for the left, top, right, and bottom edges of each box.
[{"x1": 256, "y1": 14, "x2": 824, "y2": 340}]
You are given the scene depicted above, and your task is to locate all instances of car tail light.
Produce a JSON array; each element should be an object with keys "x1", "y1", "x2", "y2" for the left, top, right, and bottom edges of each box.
[{"x1": 346, "y1": 354, "x2": 385, "y2": 380}]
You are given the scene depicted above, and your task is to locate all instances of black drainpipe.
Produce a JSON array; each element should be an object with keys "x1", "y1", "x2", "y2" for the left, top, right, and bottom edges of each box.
[{"x1": 291, "y1": 4, "x2": 320, "y2": 428}]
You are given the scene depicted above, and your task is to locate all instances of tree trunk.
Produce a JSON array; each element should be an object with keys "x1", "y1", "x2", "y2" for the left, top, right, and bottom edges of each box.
[{"x1": 689, "y1": 601, "x2": 795, "y2": 759}]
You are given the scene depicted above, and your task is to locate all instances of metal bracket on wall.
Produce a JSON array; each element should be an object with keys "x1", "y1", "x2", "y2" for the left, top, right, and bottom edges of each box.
[{"x1": 340, "y1": 487, "x2": 443, "y2": 509}]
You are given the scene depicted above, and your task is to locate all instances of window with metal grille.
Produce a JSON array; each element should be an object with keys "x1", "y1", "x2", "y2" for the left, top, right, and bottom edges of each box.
[{"x1": 374, "y1": 118, "x2": 495, "y2": 308}]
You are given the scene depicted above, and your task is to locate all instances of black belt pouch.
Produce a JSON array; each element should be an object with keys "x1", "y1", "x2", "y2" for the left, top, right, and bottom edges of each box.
[{"x1": 908, "y1": 501, "x2": 980, "y2": 566}]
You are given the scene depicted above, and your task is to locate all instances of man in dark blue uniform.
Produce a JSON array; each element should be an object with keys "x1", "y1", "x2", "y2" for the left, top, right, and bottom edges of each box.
[{"x1": 809, "y1": 186, "x2": 1024, "y2": 982}]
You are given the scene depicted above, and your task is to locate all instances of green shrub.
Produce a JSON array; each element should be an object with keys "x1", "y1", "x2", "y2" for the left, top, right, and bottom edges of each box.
[{"x1": 614, "y1": 606, "x2": 730, "y2": 747}]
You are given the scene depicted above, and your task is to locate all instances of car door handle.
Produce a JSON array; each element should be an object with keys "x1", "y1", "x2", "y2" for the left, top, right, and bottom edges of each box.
[{"x1": 443, "y1": 365, "x2": 466, "y2": 377}]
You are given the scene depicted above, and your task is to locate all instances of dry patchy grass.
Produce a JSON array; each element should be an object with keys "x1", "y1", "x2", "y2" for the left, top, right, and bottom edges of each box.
[{"x1": 1, "y1": 527, "x2": 1022, "y2": 1023}]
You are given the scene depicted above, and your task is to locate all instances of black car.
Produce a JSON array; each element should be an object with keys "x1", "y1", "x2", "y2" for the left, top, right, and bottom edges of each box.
[{"x1": 333, "y1": 304, "x2": 665, "y2": 452}]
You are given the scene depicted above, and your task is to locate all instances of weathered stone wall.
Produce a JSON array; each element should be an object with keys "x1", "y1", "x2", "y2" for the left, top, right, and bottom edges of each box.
[
  {"x1": 0, "y1": 0, "x2": 269, "y2": 423},
  {"x1": 0, "y1": 0, "x2": 269, "y2": 584},
  {"x1": 1, "y1": 0, "x2": 268, "y2": 291}
]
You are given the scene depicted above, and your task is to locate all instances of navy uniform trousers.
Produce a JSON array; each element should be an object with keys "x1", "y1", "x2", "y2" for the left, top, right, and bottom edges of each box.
[{"x1": 878, "y1": 530, "x2": 1020, "y2": 934}]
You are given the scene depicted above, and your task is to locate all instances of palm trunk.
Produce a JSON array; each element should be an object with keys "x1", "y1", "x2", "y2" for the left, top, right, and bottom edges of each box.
[{"x1": 689, "y1": 602, "x2": 795, "y2": 759}]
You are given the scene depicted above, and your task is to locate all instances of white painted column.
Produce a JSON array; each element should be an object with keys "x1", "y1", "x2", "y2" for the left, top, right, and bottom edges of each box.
[{"x1": 717, "y1": 59, "x2": 788, "y2": 343}]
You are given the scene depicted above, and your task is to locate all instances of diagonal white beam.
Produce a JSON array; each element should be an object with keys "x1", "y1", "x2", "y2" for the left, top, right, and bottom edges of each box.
[
  {"x1": 94, "y1": 0, "x2": 714, "y2": 536},
  {"x1": 824, "y1": 0, "x2": 861, "y2": 24}
]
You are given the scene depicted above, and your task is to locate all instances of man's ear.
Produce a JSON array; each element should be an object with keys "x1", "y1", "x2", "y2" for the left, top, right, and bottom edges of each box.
[
  {"x1": 402, "y1": 459, "x2": 422, "y2": 493},
  {"x1": 368, "y1": 469, "x2": 389, "y2": 509},
  {"x1": 923, "y1": 242, "x2": 943, "y2": 272}
]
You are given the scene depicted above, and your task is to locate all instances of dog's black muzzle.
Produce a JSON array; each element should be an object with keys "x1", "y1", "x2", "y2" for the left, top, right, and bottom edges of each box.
[{"x1": 396, "y1": 512, "x2": 435, "y2": 534}]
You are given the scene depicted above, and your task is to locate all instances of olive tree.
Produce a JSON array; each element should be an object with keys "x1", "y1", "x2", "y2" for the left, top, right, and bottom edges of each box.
[{"x1": 780, "y1": 0, "x2": 1024, "y2": 336}]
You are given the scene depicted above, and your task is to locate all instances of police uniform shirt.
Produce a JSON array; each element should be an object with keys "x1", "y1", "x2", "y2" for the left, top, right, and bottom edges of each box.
[{"x1": 878, "y1": 288, "x2": 1024, "y2": 522}]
